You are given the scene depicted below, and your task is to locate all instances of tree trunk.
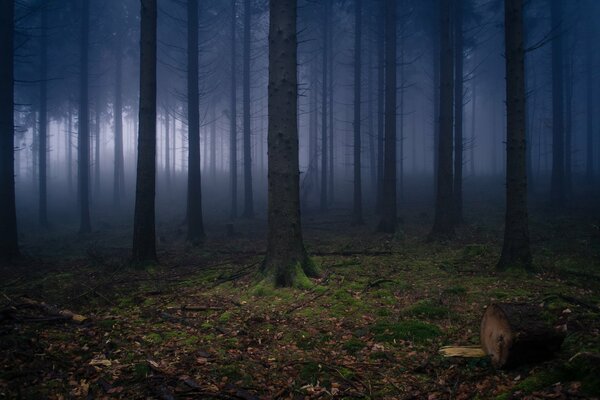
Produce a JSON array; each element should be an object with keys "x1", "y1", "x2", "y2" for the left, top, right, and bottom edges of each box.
[
  {"x1": 585, "y1": 11, "x2": 594, "y2": 183},
  {"x1": 430, "y1": 0, "x2": 454, "y2": 239},
  {"x1": 480, "y1": 303, "x2": 565, "y2": 368},
  {"x1": 242, "y1": 0, "x2": 254, "y2": 218},
  {"x1": 368, "y1": 35, "x2": 376, "y2": 205},
  {"x1": 78, "y1": 0, "x2": 91, "y2": 234},
  {"x1": 565, "y1": 47, "x2": 573, "y2": 197},
  {"x1": 453, "y1": 0, "x2": 463, "y2": 223},
  {"x1": 550, "y1": 0, "x2": 565, "y2": 207},
  {"x1": 377, "y1": 0, "x2": 397, "y2": 233},
  {"x1": 68, "y1": 105, "x2": 73, "y2": 195},
  {"x1": 132, "y1": 0, "x2": 157, "y2": 263},
  {"x1": 186, "y1": 0, "x2": 205, "y2": 242},
  {"x1": 114, "y1": 39, "x2": 125, "y2": 206},
  {"x1": 230, "y1": 0, "x2": 238, "y2": 219},
  {"x1": 39, "y1": 2, "x2": 48, "y2": 227},
  {"x1": 352, "y1": 0, "x2": 363, "y2": 225},
  {"x1": 262, "y1": 0, "x2": 318, "y2": 287},
  {"x1": 0, "y1": 0, "x2": 19, "y2": 259},
  {"x1": 328, "y1": 1, "x2": 334, "y2": 206},
  {"x1": 94, "y1": 93, "x2": 101, "y2": 197},
  {"x1": 376, "y1": 2, "x2": 384, "y2": 212},
  {"x1": 470, "y1": 67, "x2": 476, "y2": 177},
  {"x1": 210, "y1": 103, "x2": 216, "y2": 182},
  {"x1": 320, "y1": 1, "x2": 329, "y2": 212},
  {"x1": 164, "y1": 103, "x2": 170, "y2": 187},
  {"x1": 498, "y1": 0, "x2": 532, "y2": 270}
]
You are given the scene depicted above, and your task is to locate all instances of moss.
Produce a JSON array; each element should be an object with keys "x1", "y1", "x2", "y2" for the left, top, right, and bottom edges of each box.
[
  {"x1": 218, "y1": 311, "x2": 233, "y2": 323},
  {"x1": 144, "y1": 332, "x2": 163, "y2": 344},
  {"x1": 133, "y1": 363, "x2": 150, "y2": 380},
  {"x1": 299, "y1": 361, "x2": 322, "y2": 385},
  {"x1": 342, "y1": 338, "x2": 365, "y2": 354},
  {"x1": 371, "y1": 320, "x2": 441, "y2": 344},
  {"x1": 443, "y1": 286, "x2": 467, "y2": 296},
  {"x1": 404, "y1": 300, "x2": 450, "y2": 319}
]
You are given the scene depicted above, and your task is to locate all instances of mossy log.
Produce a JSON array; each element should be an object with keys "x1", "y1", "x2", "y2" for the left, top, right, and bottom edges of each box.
[{"x1": 480, "y1": 303, "x2": 565, "y2": 368}]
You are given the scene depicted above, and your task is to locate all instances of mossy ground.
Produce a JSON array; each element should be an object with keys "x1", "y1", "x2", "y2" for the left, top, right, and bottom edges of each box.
[{"x1": 0, "y1": 206, "x2": 599, "y2": 399}]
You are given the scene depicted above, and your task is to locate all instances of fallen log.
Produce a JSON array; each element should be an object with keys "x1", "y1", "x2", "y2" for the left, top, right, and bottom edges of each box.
[
  {"x1": 19, "y1": 297, "x2": 87, "y2": 323},
  {"x1": 480, "y1": 303, "x2": 565, "y2": 368}
]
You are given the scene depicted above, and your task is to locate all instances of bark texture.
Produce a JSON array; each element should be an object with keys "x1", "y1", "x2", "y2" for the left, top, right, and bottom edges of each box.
[{"x1": 78, "y1": 0, "x2": 91, "y2": 234}]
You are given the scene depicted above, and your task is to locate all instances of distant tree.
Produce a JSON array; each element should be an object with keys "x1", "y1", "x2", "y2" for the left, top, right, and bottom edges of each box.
[
  {"x1": 320, "y1": 0, "x2": 330, "y2": 212},
  {"x1": 78, "y1": 0, "x2": 92, "y2": 234},
  {"x1": 132, "y1": 0, "x2": 157, "y2": 263},
  {"x1": 376, "y1": 0, "x2": 384, "y2": 212},
  {"x1": 262, "y1": 0, "x2": 319, "y2": 287},
  {"x1": 585, "y1": 7, "x2": 594, "y2": 183},
  {"x1": 39, "y1": 0, "x2": 49, "y2": 227},
  {"x1": 352, "y1": 0, "x2": 363, "y2": 225},
  {"x1": 0, "y1": 0, "x2": 19, "y2": 260},
  {"x1": 377, "y1": 0, "x2": 397, "y2": 233},
  {"x1": 430, "y1": 0, "x2": 454, "y2": 239},
  {"x1": 113, "y1": 38, "x2": 125, "y2": 206},
  {"x1": 242, "y1": 0, "x2": 254, "y2": 218},
  {"x1": 550, "y1": 0, "x2": 565, "y2": 207},
  {"x1": 230, "y1": 0, "x2": 238, "y2": 219},
  {"x1": 498, "y1": 0, "x2": 531, "y2": 270},
  {"x1": 453, "y1": 0, "x2": 464, "y2": 223},
  {"x1": 186, "y1": 0, "x2": 205, "y2": 242}
]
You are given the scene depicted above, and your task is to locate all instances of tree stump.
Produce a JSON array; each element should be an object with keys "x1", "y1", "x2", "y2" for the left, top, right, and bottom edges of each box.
[{"x1": 480, "y1": 303, "x2": 566, "y2": 368}]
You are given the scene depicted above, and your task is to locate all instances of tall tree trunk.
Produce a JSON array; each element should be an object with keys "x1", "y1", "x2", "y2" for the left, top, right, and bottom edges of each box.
[
  {"x1": 230, "y1": 0, "x2": 238, "y2": 219},
  {"x1": 94, "y1": 93, "x2": 101, "y2": 197},
  {"x1": 164, "y1": 103, "x2": 170, "y2": 187},
  {"x1": 320, "y1": 1, "x2": 329, "y2": 212},
  {"x1": 132, "y1": 0, "x2": 158, "y2": 263},
  {"x1": 328, "y1": 2, "x2": 334, "y2": 206},
  {"x1": 309, "y1": 61, "x2": 318, "y2": 197},
  {"x1": 68, "y1": 105, "x2": 73, "y2": 195},
  {"x1": 376, "y1": 1, "x2": 384, "y2": 212},
  {"x1": 186, "y1": 0, "x2": 205, "y2": 242},
  {"x1": 453, "y1": 0, "x2": 463, "y2": 223},
  {"x1": 565, "y1": 47, "x2": 573, "y2": 197},
  {"x1": 39, "y1": 2, "x2": 48, "y2": 227},
  {"x1": 399, "y1": 23, "x2": 404, "y2": 201},
  {"x1": 114, "y1": 40, "x2": 125, "y2": 206},
  {"x1": 498, "y1": 0, "x2": 532, "y2": 270},
  {"x1": 550, "y1": 0, "x2": 565, "y2": 207},
  {"x1": 262, "y1": 0, "x2": 318, "y2": 287},
  {"x1": 210, "y1": 103, "x2": 216, "y2": 182},
  {"x1": 470, "y1": 75, "x2": 476, "y2": 177},
  {"x1": 0, "y1": 0, "x2": 19, "y2": 259},
  {"x1": 352, "y1": 0, "x2": 363, "y2": 225},
  {"x1": 430, "y1": 0, "x2": 454, "y2": 239},
  {"x1": 78, "y1": 0, "x2": 91, "y2": 234},
  {"x1": 377, "y1": 0, "x2": 397, "y2": 233},
  {"x1": 368, "y1": 34, "x2": 376, "y2": 204},
  {"x1": 585, "y1": 10, "x2": 594, "y2": 183},
  {"x1": 242, "y1": 0, "x2": 254, "y2": 217}
]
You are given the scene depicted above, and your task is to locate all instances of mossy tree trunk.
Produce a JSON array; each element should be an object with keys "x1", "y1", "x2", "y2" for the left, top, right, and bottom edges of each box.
[{"x1": 262, "y1": 0, "x2": 318, "y2": 287}]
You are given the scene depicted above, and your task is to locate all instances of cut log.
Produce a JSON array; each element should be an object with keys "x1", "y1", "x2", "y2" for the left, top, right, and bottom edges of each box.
[
  {"x1": 480, "y1": 303, "x2": 565, "y2": 368},
  {"x1": 439, "y1": 345, "x2": 486, "y2": 358}
]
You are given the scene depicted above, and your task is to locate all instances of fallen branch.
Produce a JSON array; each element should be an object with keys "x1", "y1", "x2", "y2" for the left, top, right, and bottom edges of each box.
[
  {"x1": 285, "y1": 290, "x2": 329, "y2": 315},
  {"x1": 363, "y1": 279, "x2": 395, "y2": 292},
  {"x1": 439, "y1": 345, "x2": 486, "y2": 358},
  {"x1": 543, "y1": 293, "x2": 600, "y2": 313},
  {"x1": 9, "y1": 297, "x2": 87, "y2": 323}
]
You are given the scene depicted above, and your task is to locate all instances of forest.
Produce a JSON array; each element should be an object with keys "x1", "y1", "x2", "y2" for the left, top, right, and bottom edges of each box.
[{"x1": 1, "y1": 0, "x2": 600, "y2": 398}]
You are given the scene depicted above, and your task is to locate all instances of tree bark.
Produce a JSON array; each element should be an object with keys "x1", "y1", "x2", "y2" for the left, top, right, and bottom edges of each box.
[
  {"x1": 430, "y1": 0, "x2": 454, "y2": 239},
  {"x1": 320, "y1": 1, "x2": 329, "y2": 212},
  {"x1": 498, "y1": 0, "x2": 532, "y2": 270},
  {"x1": 230, "y1": 0, "x2": 238, "y2": 219},
  {"x1": 242, "y1": 0, "x2": 254, "y2": 218},
  {"x1": 186, "y1": 0, "x2": 205, "y2": 242},
  {"x1": 0, "y1": 0, "x2": 19, "y2": 259},
  {"x1": 376, "y1": 1, "x2": 384, "y2": 212},
  {"x1": 78, "y1": 0, "x2": 92, "y2": 234},
  {"x1": 377, "y1": 0, "x2": 397, "y2": 233},
  {"x1": 453, "y1": 0, "x2": 463, "y2": 223},
  {"x1": 114, "y1": 39, "x2": 125, "y2": 206},
  {"x1": 262, "y1": 0, "x2": 318, "y2": 287},
  {"x1": 39, "y1": 2, "x2": 48, "y2": 227},
  {"x1": 585, "y1": 9, "x2": 594, "y2": 183},
  {"x1": 352, "y1": 0, "x2": 363, "y2": 225},
  {"x1": 132, "y1": 0, "x2": 158, "y2": 263},
  {"x1": 550, "y1": 0, "x2": 565, "y2": 207},
  {"x1": 164, "y1": 103, "x2": 170, "y2": 187}
]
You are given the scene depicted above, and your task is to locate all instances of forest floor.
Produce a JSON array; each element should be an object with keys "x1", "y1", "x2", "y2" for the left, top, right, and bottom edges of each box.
[{"x1": 1, "y1": 207, "x2": 600, "y2": 399}]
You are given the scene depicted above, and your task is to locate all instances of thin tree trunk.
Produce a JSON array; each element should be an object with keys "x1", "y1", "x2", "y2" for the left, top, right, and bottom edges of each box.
[
  {"x1": 377, "y1": 0, "x2": 397, "y2": 233},
  {"x1": 242, "y1": 0, "x2": 254, "y2": 217},
  {"x1": 114, "y1": 39, "x2": 125, "y2": 206},
  {"x1": 453, "y1": 0, "x2": 463, "y2": 223},
  {"x1": 230, "y1": 0, "x2": 238, "y2": 219},
  {"x1": 498, "y1": 0, "x2": 532, "y2": 270},
  {"x1": 430, "y1": 0, "x2": 454, "y2": 239},
  {"x1": 94, "y1": 93, "x2": 101, "y2": 197},
  {"x1": 68, "y1": 105, "x2": 73, "y2": 195},
  {"x1": 565, "y1": 47, "x2": 573, "y2": 197},
  {"x1": 368, "y1": 34, "x2": 376, "y2": 203},
  {"x1": 262, "y1": 0, "x2": 318, "y2": 287},
  {"x1": 328, "y1": 3, "x2": 334, "y2": 206},
  {"x1": 39, "y1": 2, "x2": 48, "y2": 227},
  {"x1": 585, "y1": 11, "x2": 594, "y2": 183},
  {"x1": 132, "y1": 0, "x2": 158, "y2": 263},
  {"x1": 550, "y1": 0, "x2": 565, "y2": 207},
  {"x1": 164, "y1": 103, "x2": 170, "y2": 187},
  {"x1": 320, "y1": 1, "x2": 329, "y2": 212},
  {"x1": 186, "y1": 0, "x2": 205, "y2": 242},
  {"x1": 0, "y1": 0, "x2": 19, "y2": 259},
  {"x1": 210, "y1": 102, "x2": 216, "y2": 182},
  {"x1": 470, "y1": 67, "x2": 476, "y2": 177},
  {"x1": 376, "y1": 1, "x2": 384, "y2": 212},
  {"x1": 78, "y1": 0, "x2": 91, "y2": 234},
  {"x1": 352, "y1": 0, "x2": 363, "y2": 225}
]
